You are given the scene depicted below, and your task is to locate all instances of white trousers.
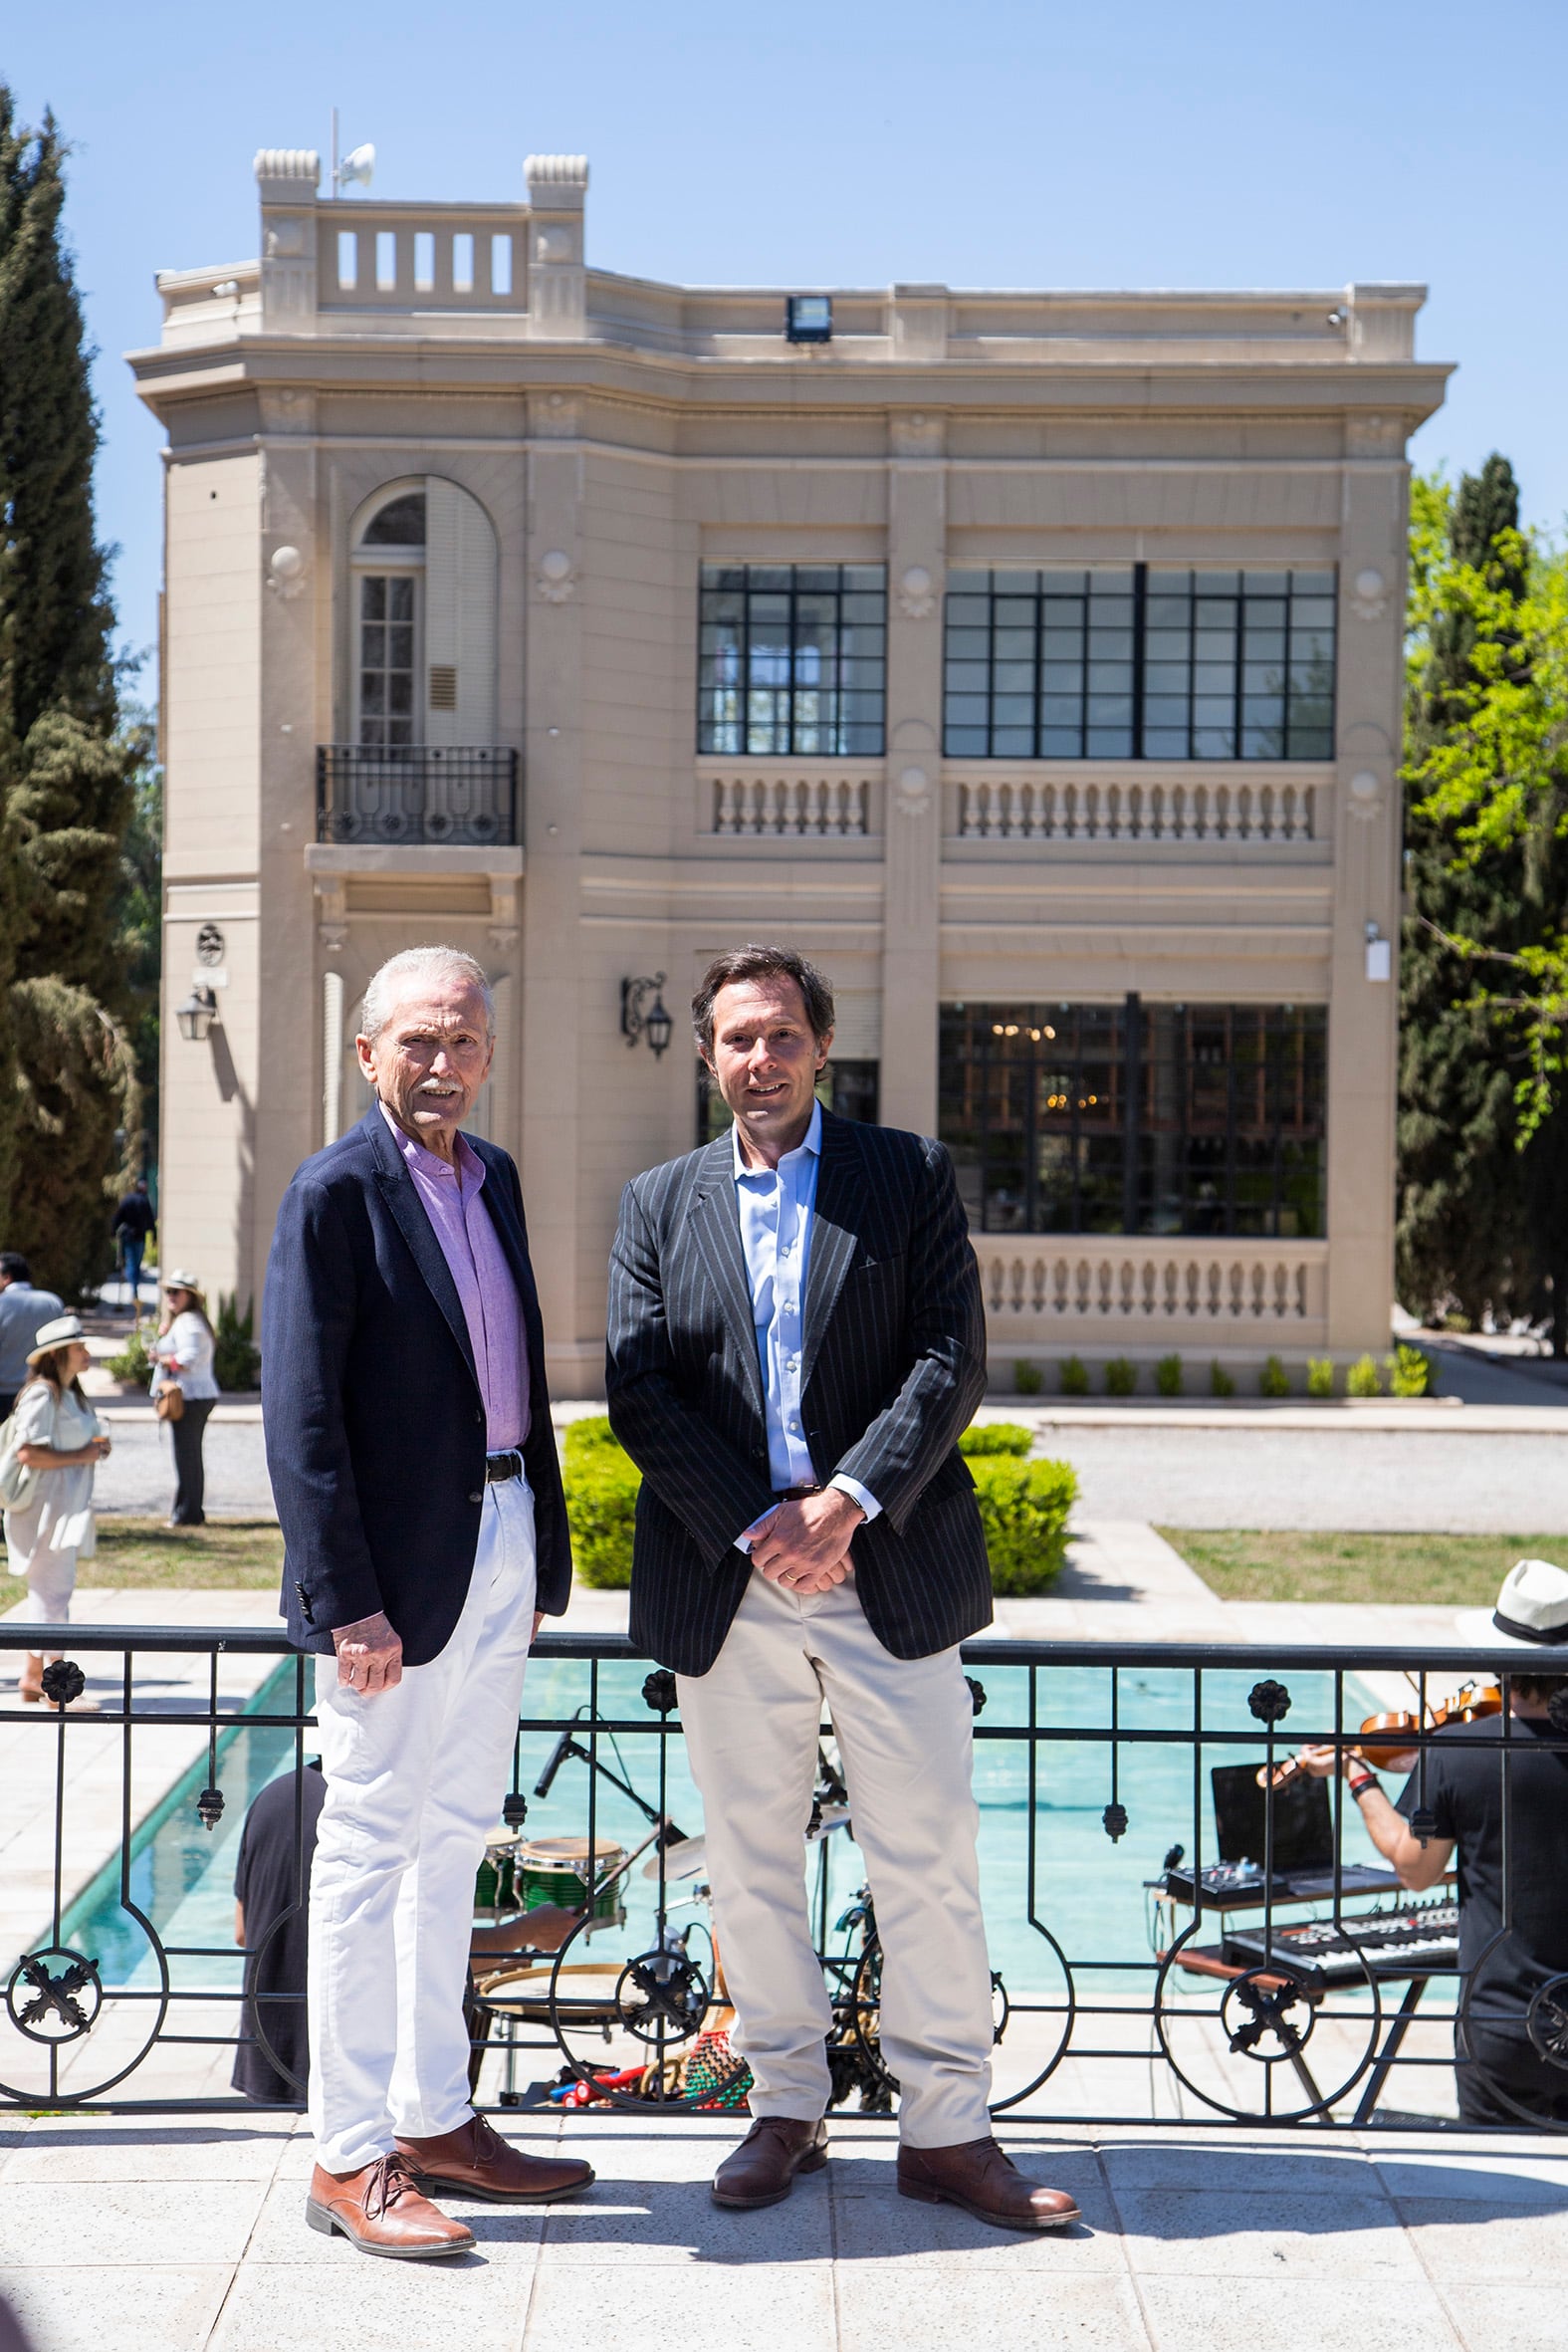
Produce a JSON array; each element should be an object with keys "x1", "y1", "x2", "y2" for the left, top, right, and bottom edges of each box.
[
  {"x1": 677, "y1": 1566, "x2": 995, "y2": 2147},
  {"x1": 308, "y1": 1479, "x2": 537, "y2": 2173},
  {"x1": 17, "y1": 1547, "x2": 77, "y2": 1626}
]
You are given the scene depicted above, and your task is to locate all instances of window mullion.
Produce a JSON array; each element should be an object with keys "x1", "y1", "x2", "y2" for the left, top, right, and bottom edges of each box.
[{"x1": 1132, "y1": 565, "x2": 1147, "y2": 762}]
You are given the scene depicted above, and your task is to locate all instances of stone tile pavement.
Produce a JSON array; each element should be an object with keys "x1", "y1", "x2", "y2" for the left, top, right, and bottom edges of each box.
[{"x1": 2, "y1": 2112, "x2": 1565, "y2": 2352}]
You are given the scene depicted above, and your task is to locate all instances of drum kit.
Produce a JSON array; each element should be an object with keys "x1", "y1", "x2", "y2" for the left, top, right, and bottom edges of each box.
[{"x1": 466, "y1": 1730, "x2": 903, "y2": 2116}]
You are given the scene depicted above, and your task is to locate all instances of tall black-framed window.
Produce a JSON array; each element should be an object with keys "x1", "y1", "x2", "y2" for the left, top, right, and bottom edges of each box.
[
  {"x1": 942, "y1": 567, "x2": 1335, "y2": 760},
  {"x1": 939, "y1": 1001, "x2": 1326, "y2": 1238},
  {"x1": 698, "y1": 564, "x2": 886, "y2": 755},
  {"x1": 696, "y1": 1058, "x2": 880, "y2": 1147}
]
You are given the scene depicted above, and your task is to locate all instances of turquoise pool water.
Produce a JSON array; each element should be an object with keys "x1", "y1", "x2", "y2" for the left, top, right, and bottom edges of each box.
[{"x1": 63, "y1": 1653, "x2": 1386, "y2": 2000}]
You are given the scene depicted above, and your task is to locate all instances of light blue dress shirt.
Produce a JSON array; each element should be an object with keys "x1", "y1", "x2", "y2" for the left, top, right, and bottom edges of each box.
[{"x1": 732, "y1": 1100, "x2": 880, "y2": 1550}]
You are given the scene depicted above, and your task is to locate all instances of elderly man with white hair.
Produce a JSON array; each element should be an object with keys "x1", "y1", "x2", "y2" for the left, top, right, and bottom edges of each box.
[{"x1": 263, "y1": 945, "x2": 592, "y2": 2257}]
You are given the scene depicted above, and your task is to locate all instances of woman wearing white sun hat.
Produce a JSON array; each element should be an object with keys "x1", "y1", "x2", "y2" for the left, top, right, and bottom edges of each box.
[
  {"x1": 148, "y1": 1270, "x2": 220, "y2": 1528},
  {"x1": 1296, "y1": 1556, "x2": 1568, "y2": 2124},
  {"x1": 0, "y1": 1314, "x2": 112, "y2": 1704}
]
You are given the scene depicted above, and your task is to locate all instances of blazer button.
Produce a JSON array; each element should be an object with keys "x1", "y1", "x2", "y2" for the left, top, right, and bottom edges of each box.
[
  {"x1": 474, "y1": 1408, "x2": 484, "y2": 1425},
  {"x1": 468, "y1": 1490, "x2": 483, "y2": 1504}
]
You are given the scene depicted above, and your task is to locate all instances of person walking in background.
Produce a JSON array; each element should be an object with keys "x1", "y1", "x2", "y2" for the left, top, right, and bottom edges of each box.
[
  {"x1": 2, "y1": 1314, "x2": 110, "y2": 1705},
  {"x1": 149, "y1": 1272, "x2": 219, "y2": 1528},
  {"x1": 0, "y1": 1257, "x2": 64, "y2": 1422},
  {"x1": 264, "y1": 943, "x2": 591, "y2": 2259},
  {"x1": 111, "y1": 1180, "x2": 156, "y2": 1320},
  {"x1": 606, "y1": 943, "x2": 1079, "y2": 2231}
]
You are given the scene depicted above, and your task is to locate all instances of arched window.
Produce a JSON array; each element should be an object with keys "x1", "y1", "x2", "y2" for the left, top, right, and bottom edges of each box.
[{"x1": 349, "y1": 480, "x2": 498, "y2": 747}]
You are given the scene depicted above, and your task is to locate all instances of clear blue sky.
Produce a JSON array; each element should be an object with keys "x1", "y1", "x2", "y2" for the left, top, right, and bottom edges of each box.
[{"x1": 6, "y1": 0, "x2": 1566, "y2": 677}]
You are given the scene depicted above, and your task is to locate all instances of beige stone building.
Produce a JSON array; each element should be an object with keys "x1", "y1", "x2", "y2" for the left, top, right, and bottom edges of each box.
[{"x1": 130, "y1": 149, "x2": 1450, "y2": 1395}]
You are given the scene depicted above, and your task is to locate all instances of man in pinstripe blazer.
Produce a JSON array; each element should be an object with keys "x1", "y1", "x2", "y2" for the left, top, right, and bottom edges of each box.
[{"x1": 606, "y1": 945, "x2": 1079, "y2": 2233}]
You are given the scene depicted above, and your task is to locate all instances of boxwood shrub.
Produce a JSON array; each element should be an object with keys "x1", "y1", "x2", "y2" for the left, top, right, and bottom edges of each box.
[
  {"x1": 968, "y1": 1455, "x2": 1077, "y2": 1595},
  {"x1": 958, "y1": 1421, "x2": 1033, "y2": 1458},
  {"x1": 563, "y1": 1415, "x2": 640, "y2": 1588}
]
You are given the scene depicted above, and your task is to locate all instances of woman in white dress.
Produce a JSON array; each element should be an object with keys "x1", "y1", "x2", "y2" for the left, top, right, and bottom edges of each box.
[
  {"x1": 3, "y1": 1313, "x2": 111, "y2": 1703},
  {"x1": 149, "y1": 1270, "x2": 221, "y2": 1528}
]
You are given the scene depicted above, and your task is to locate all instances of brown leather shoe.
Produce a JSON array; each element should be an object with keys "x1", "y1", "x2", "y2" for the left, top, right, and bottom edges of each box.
[
  {"x1": 305, "y1": 2154, "x2": 475, "y2": 2257},
  {"x1": 712, "y1": 2116, "x2": 828, "y2": 2210},
  {"x1": 395, "y1": 2112, "x2": 594, "y2": 2205},
  {"x1": 897, "y1": 2138, "x2": 1081, "y2": 2232}
]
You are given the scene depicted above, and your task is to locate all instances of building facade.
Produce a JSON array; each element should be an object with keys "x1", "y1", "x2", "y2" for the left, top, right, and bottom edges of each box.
[{"x1": 131, "y1": 150, "x2": 1451, "y2": 1395}]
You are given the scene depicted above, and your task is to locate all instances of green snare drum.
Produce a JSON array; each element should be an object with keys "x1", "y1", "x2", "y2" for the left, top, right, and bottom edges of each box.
[
  {"x1": 517, "y1": 1836, "x2": 624, "y2": 1924},
  {"x1": 474, "y1": 1832, "x2": 524, "y2": 1921}
]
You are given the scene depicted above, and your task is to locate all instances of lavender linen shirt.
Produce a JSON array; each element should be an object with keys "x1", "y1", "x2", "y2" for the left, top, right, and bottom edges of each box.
[{"x1": 379, "y1": 1103, "x2": 529, "y2": 1450}]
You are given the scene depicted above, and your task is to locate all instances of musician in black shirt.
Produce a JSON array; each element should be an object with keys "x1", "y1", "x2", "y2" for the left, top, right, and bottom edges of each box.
[{"x1": 1298, "y1": 1559, "x2": 1568, "y2": 2125}]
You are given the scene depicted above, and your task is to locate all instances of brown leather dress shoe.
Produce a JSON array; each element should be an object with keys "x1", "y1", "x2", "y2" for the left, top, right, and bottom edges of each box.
[
  {"x1": 712, "y1": 2116, "x2": 828, "y2": 2210},
  {"x1": 395, "y1": 2112, "x2": 594, "y2": 2204},
  {"x1": 897, "y1": 2138, "x2": 1081, "y2": 2232},
  {"x1": 306, "y1": 2154, "x2": 475, "y2": 2258}
]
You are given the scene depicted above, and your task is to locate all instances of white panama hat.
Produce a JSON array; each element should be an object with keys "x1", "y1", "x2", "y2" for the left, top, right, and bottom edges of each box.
[
  {"x1": 1454, "y1": 1557, "x2": 1568, "y2": 1653},
  {"x1": 163, "y1": 1269, "x2": 203, "y2": 1294},
  {"x1": 25, "y1": 1313, "x2": 88, "y2": 1365}
]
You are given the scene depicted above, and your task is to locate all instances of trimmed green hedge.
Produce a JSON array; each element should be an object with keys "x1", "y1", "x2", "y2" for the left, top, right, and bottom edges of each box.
[
  {"x1": 561, "y1": 1414, "x2": 1077, "y2": 1598},
  {"x1": 563, "y1": 1416, "x2": 640, "y2": 1588},
  {"x1": 958, "y1": 1421, "x2": 1032, "y2": 1457},
  {"x1": 969, "y1": 1456, "x2": 1077, "y2": 1595}
]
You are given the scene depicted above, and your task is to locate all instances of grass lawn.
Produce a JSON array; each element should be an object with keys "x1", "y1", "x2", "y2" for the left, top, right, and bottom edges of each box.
[
  {"x1": 1160, "y1": 1528, "x2": 1568, "y2": 1606},
  {"x1": 83, "y1": 1517, "x2": 283, "y2": 1588}
]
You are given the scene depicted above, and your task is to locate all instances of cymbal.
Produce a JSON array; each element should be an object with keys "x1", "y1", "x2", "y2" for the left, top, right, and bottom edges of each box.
[
  {"x1": 642, "y1": 1805, "x2": 851, "y2": 1882},
  {"x1": 643, "y1": 1833, "x2": 708, "y2": 1882}
]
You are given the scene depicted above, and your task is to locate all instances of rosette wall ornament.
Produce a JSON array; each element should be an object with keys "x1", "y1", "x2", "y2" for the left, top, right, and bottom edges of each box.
[{"x1": 538, "y1": 549, "x2": 576, "y2": 602}]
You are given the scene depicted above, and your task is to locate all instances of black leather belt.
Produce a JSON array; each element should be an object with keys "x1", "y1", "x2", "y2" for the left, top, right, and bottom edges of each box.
[{"x1": 485, "y1": 1450, "x2": 524, "y2": 1484}]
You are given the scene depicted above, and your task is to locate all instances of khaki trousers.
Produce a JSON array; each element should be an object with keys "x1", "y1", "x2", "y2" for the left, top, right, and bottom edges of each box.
[{"x1": 677, "y1": 1564, "x2": 994, "y2": 2146}]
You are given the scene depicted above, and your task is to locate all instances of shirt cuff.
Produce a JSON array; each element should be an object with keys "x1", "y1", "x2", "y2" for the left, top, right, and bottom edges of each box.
[
  {"x1": 734, "y1": 1503, "x2": 782, "y2": 1555},
  {"x1": 828, "y1": 1474, "x2": 880, "y2": 1524}
]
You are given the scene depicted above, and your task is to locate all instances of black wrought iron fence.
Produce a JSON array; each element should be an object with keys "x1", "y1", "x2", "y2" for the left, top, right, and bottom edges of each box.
[
  {"x1": 2, "y1": 1626, "x2": 1564, "y2": 2133},
  {"x1": 316, "y1": 745, "x2": 519, "y2": 845}
]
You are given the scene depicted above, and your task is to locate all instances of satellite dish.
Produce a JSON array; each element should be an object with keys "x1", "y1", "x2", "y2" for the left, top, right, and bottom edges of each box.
[{"x1": 336, "y1": 142, "x2": 375, "y2": 192}]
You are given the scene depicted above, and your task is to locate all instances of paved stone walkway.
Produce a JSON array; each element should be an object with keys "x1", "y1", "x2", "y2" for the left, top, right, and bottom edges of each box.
[{"x1": 2, "y1": 2113, "x2": 1565, "y2": 2352}]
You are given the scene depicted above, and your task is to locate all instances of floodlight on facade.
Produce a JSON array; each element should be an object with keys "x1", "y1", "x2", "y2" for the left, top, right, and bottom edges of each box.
[{"x1": 785, "y1": 295, "x2": 832, "y2": 345}]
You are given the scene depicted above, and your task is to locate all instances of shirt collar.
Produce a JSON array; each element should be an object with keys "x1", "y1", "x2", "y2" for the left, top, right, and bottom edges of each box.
[
  {"x1": 378, "y1": 1098, "x2": 485, "y2": 1189},
  {"x1": 731, "y1": 1096, "x2": 822, "y2": 1183}
]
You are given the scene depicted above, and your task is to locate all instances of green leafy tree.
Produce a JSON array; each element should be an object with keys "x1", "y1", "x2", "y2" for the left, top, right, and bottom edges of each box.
[
  {"x1": 1397, "y1": 459, "x2": 1568, "y2": 1346},
  {"x1": 0, "y1": 86, "x2": 142, "y2": 1294}
]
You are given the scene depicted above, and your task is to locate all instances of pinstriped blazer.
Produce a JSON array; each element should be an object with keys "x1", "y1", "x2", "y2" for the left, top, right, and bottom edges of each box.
[{"x1": 605, "y1": 1109, "x2": 992, "y2": 1676}]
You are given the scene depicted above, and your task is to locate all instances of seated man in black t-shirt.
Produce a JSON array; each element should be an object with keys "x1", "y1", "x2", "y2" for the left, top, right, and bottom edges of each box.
[{"x1": 1297, "y1": 1558, "x2": 1568, "y2": 2126}]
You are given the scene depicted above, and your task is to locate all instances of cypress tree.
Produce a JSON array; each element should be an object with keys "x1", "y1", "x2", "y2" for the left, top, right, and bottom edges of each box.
[{"x1": 0, "y1": 86, "x2": 140, "y2": 1297}]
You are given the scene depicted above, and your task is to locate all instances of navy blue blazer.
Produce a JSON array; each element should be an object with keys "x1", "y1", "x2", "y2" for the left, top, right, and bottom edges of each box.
[{"x1": 262, "y1": 1106, "x2": 571, "y2": 1666}]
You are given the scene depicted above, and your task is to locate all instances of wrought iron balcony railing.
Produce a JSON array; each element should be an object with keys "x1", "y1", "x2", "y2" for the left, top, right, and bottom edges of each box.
[
  {"x1": 2, "y1": 1626, "x2": 1563, "y2": 2132},
  {"x1": 316, "y1": 746, "x2": 519, "y2": 847}
]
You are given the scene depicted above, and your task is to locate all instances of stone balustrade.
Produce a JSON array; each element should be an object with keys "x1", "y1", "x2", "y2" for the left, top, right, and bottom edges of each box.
[
  {"x1": 704, "y1": 765, "x2": 876, "y2": 837},
  {"x1": 954, "y1": 771, "x2": 1322, "y2": 844},
  {"x1": 972, "y1": 1234, "x2": 1328, "y2": 1343}
]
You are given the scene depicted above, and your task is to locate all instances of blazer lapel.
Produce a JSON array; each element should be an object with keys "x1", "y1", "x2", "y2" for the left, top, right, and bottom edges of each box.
[
  {"x1": 800, "y1": 1112, "x2": 862, "y2": 1393},
  {"x1": 364, "y1": 1108, "x2": 479, "y2": 1389},
  {"x1": 688, "y1": 1134, "x2": 766, "y2": 1421},
  {"x1": 473, "y1": 1141, "x2": 548, "y2": 1388}
]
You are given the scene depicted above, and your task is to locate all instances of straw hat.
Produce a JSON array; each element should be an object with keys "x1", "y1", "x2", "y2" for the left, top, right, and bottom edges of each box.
[
  {"x1": 26, "y1": 1312, "x2": 88, "y2": 1366},
  {"x1": 1454, "y1": 1557, "x2": 1568, "y2": 1652},
  {"x1": 163, "y1": 1269, "x2": 203, "y2": 1294}
]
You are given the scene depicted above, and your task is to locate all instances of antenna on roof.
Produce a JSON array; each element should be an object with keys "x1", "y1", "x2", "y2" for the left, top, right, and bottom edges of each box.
[{"x1": 330, "y1": 108, "x2": 375, "y2": 197}]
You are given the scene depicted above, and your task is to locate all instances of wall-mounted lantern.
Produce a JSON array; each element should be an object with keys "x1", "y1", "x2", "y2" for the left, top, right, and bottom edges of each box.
[
  {"x1": 621, "y1": 974, "x2": 673, "y2": 1058},
  {"x1": 175, "y1": 984, "x2": 220, "y2": 1044}
]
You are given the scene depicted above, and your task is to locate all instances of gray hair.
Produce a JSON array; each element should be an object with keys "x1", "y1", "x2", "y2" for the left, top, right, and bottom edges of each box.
[{"x1": 359, "y1": 947, "x2": 495, "y2": 1047}]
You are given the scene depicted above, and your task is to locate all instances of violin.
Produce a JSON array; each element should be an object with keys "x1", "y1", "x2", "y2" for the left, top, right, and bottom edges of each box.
[{"x1": 1257, "y1": 1682, "x2": 1502, "y2": 1790}]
